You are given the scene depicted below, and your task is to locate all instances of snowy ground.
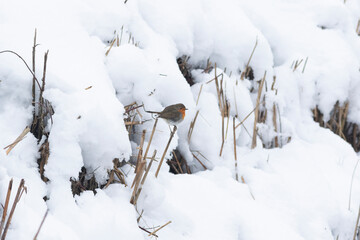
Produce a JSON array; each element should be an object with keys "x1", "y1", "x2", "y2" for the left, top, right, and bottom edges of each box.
[{"x1": 1, "y1": 0, "x2": 360, "y2": 239}]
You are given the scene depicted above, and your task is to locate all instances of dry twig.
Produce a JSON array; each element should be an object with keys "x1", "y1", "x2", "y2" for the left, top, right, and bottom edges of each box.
[
  {"x1": 155, "y1": 126, "x2": 177, "y2": 178},
  {"x1": 241, "y1": 38, "x2": 258, "y2": 80},
  {"x1": 149, "y1": 221, "x2": 172, "y2": 237},
  {"x1": 233, "y1": 117, "x2": 239, "y2": 181},
  {"x1": 0, "y1": 179, "x2": 12, "y2": 236},
  {"x1": 33, "y1": 209, "x2": 49, "y2": 240},
  {"x1": 1, "y1": 179, "x2": 26, "y2": 240},
  {"x1": 251, "y1": 72, "x2": 266, "y2": 149},
  {"x1": 4, "y1": 127, "x2": 30, "y2": 155},
  {"x1": 353, "y1": 205, "x2": 360, "y2": 240}
]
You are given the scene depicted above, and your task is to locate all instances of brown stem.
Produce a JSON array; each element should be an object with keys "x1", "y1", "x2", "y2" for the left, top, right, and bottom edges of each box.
[
  {"x1": 155, "y1": 126, "x2": 177, "y2": 178},
  {"x1": 233, "y1": 117, "x2": 239, "y2": 181},
  {"x1": 33, "y1": 209, "x2": 49, "y2": 240},
  {"x1": 0, "y1": 179, "x2": 12, "y2": 237},
  {"x1": 37, "y1": 51, "x2": 49, "y2": 139},
  {"x1": 32, "y1": 29, "x2": 37, "y2": 120},
  {"x1": 1, "y1": 179, "x2": 25, "y2": 240}
]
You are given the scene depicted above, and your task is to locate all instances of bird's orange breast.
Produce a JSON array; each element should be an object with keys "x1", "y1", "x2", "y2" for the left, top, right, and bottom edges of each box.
[{"x1": 179, "y1": 108, "x2": 186, "y2": 119}]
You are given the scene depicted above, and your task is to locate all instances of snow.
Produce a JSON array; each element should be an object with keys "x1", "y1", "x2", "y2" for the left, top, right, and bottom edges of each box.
[{"x1": 1, "y1": 0, "x2": 360, "y2": 239}]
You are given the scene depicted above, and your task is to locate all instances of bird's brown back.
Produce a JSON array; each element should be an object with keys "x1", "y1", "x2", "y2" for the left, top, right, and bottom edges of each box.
[{"x1": 158, "y1": 104, "x2": 185, "y2": 122}]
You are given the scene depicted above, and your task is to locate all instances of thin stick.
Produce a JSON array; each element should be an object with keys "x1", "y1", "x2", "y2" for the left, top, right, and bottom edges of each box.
[
  {"x1": 155, "y1": 126, "x2": 177, "y2": 178},
  {"x1": 127, "y1": 114, "x2": 137, "y2": 136},
  {"x1": 172, "y1": 151, "x2": 184, "y2": 174},
  {"x1": 130, "y1": 160, "x2": 146, "y2": 203},
  {"x1": 143, "y1": 118, "x2": 158, "y2": 163},
  {"x1": 124, "y1": 101, "x2": 137, "y2": 109},
  {"x1": 139, "y1": 226, "x2": 158, "y2": 237},
  {"x1": 0, "y1": 179, "x2": 12, "y2": 237},
  {"x1": 195, "y1": 151, "x2": 209, "y2": 161},
  {"x1": 276, "y1": 103, "x2": 283, "y2": 147},
  {"x1": 3, "y1": 136, "x2": 27, "y2": 150},
  {"x1": 273, "y1": 104, "x2": 279, "y2": 148},
  {"x1": 220, "y1": 109, "x2": 225, "y2": 156},
  {"x1": 183, "y1": 157, "x2": 192, "y2": 174},
  {"x1": 188, "y1": 110, "x2": 199, "y2": 142},
  {"x1": 241, "y1": 38, "x2": 258, "y2": 80},
  {"x1": 134, "y1": 130, "x2": 146, "y2": 173},
  {"x1": 105, "y1": 38, "x2": 116, "y2": 56},
  {"x1": 349, "y1": 158, "x2": 360, "y2": 210},
  {"x1": 120, "y1": 26, "x2": 124, "y2": 45},
  {"x1": 5, "y1": 126, "x2": 30, "y2": 155},
  {"x1": 340, "y1": 102, "x2": 349, "y2": 136},
  {"x1": 104, "y1": 171, "x2": 115, "y2": 189},
  {"x1": 33, "y1": 209, "x2": 49, "y2": 240},
  {"x1": 136, "y1": 209, "x2": 144, "y2": 223},
  {"x1": 235, "y1": 100, "x2": 264, "y2": 129},
  {"x1": 133, "y1": 150, "x2": 157, "y2": 204},
  {"x1": 1, "y1": 179, "x2": 25, "y2": 240},
  {"x1": 37, "y1": 50, "x2": 49, "y2": 139},
  {"x1": 353, "y1": 205, "x2": 360, "y2": 240},
  {"x1": 213, "y1": 64, "x2": 223, "y2": 110},
  {"x1": 124, "y1": 121, "x2": 143, "y2": 126},
  {"x1": 302, "y1": 57, "x2": 308, "y2": 73},
  {"x1": 293, "y1": 59, "x2": 303, "y2": 72},
  {"x1": 32, "y1": 29, "x2": 37, "y2": 120},
  {"x1": 131, "y1": 159, "x2": 145, "y2": 189},
  {"x1": 225, "y1": 103, "x2": 230, "y2": 140},
  {"x1": 206, "y1": 73, "x2": 223, "y2": 84},
  {"x1": 0, "y1": 50, "x2": 41, "y2": 89},
  {"x1": 125, "y1": 104, "x2": 144, "y2": 114},
  {"x1": 241, "y1": 176, "x2": 255, "y2": 200},
  {"x1": 233, "y1": 87, "x2": 239, "y2": 117},
  {"x1": 148, "y1": 221, "x2": 172, "y2": 236},
  {"x1": 271, "y1": 76, "x2": 276, "y2": 91},
  {"x1": 219, "y1": 73, "x2": 225, "y2": 156},
  {"x1": 251, "y1": 72, "x2": 266, "y2": 149},
  {"x1": 192, "y1": 153, "x2": 207, "y2": 170},
  {"x1": 167, "y1": 160, "x2": 180, "y2": 174},
  {"x1": 233, "y1": 117, "x2": 239, "y2": 181}
]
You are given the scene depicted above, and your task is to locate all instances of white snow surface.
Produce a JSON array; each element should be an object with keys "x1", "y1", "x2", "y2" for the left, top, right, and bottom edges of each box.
[{"x1": 0, "y1": 0, "x2": 360, "y2": 239}]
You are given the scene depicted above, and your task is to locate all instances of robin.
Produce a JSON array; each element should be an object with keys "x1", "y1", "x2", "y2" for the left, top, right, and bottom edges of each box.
[{"x1": 145, "y1": 103, "x2": 188, "y2": 126}]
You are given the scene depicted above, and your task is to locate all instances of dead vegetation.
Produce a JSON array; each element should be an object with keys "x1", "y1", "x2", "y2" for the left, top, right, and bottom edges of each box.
[
  {"x1": 177, "y1": 55, "x2": 194, "y2": 86},
  {"x1": 33, "y1": 209, "x2": 49, "y2": 240},
  {"x1": 29, "y1": 30, "x2": 53, "y2": 183},
  {"x1": 70, "y1": 167, "x2": 99, "y2": 196},
  {"x1": 3, "y1": 127, "x2": 30, "y2": 155},
  {"x1": 248, "y1": 73, "x2": 291, "y2": 149},
  {"x1": 241, "y1": 39, "x2": 257, "y2": 81},
  {"x1": 205, "y1": 64, "x2": 230, "y2": 156},
  {"x1": 167, "y1": 150, "x2": 191, "y2": 174},
  {"x1": 105, "y1": 27, "x2": 140, "y2": 56},
  {"x1": 175, "y1": 48, "x2": 290, "y2": 176},
  {"x1": 71, "y1": 32, "x2": 149, "y2": 197},
  {"x1": 70, "y1": 158, "x2": 128, "y2": 196},
  {"x1": 313, "y1": 101, "x2": 360, "y2": 152},
  {"x1": 0, "y1": 30, "x2": 54, "y2": 183},
  {"x1": 0, "y1": 179, "x2": 27, "y2": 240}
]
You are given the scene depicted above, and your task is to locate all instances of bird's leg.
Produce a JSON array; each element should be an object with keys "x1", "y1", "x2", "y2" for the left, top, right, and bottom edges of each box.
[
  {"x1": 172, "y1": 125, "x2": 177, "y2": 134},
  {"x1": 167, "y1": 124, "x2": 172, "y2": 133},
  {"x1": 167, "y1": 125, "x2": 177, "y2": 134}
]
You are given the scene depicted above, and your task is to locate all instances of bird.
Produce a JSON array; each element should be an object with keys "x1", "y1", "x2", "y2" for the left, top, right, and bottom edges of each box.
[{"x1": 145, "y1": 103, "x2": 188, "y2": 126}]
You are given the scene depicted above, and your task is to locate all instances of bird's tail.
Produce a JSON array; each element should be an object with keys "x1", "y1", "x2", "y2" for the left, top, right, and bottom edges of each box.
[{"x1": 144, "y1": 110, "x2": 161, "y2": 114}]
